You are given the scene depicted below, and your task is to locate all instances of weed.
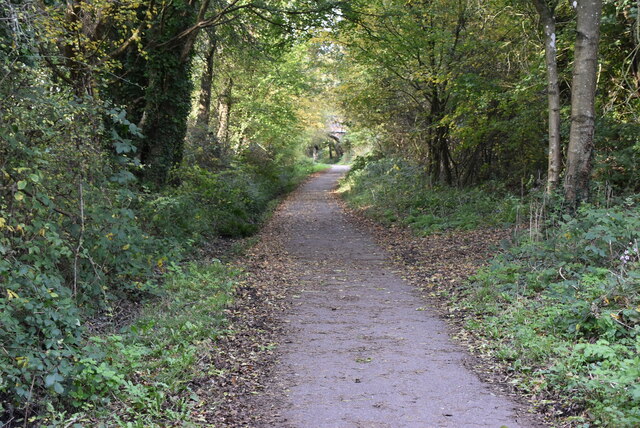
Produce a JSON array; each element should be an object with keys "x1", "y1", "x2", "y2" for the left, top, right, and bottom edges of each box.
[{"x1": 463, "y1": 201, "x2": 640, "y2": 425}]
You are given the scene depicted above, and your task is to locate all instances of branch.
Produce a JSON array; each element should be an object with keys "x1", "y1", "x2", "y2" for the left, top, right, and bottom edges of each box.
[
  {"x1": 157, "y1": 0, "x2": 250, "y2": 49},
  {"x1": 41, "y1": 53, "x2": 76, "y2": 86},
  {"x1": 109, "y1": 22, "x2": 146, "y2": 57},
  {"x1": 159, "y1": 0, "x2": 345, "y2": 48}
]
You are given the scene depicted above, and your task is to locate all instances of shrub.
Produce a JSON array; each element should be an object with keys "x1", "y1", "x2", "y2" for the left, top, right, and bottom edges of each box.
[
  {"x1": 341, "y1": 156, "x2": 524, "y2": 233},
  {"x1": 464, "y1": 199, "x2": 640, "y2": 425},
  {"x1": 146, "y1": 158, "x2": 325, "y2": 241}
]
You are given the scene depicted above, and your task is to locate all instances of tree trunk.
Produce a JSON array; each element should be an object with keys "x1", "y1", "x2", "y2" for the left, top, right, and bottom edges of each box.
[
  {"x1": 533, "y1": 0, "x2": 561, "y2": 194},
  {"x1": 564, "y1": 0, "x2": 602, "y2": 206},
  {"x1": 140, "y1": 50, "x2": 193, "y2": 186},
  {"x1": 195, "y1": 37, "x2": 217, "y2": 130},
  {"x1": 135, "y1": 0, "x2": 210, "y2": 186},
  {"x1": 216, "y1": 76, "x2": 233, "y2": 156}
]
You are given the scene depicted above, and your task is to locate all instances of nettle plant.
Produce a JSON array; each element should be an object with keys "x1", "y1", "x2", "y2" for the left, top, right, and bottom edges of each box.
[{"x1": 466, "y1": 197, "x2": 640, "y2": 425}]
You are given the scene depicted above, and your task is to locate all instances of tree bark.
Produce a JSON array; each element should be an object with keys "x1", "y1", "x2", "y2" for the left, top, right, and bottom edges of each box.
[
  {"x1": 135, "y1": 0, "x2": 211, "y2": 186},
  {"x1": 140, "y1": 51, "x2": 193, "y2": 186},
  {"x1": 195, "y1": 36, "x2": 217, "y2": 130},
  {"x1": 564, "y1": 0, "x2": 602, "y2": 206},
  {"x1": 532, "y1": 0, "x2": 561, "y2": 194},
  {"x1": 215, "y1": 76, "x2": 233, "y2": 155}
]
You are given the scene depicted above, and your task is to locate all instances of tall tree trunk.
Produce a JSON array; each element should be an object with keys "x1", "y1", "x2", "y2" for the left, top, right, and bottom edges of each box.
[
  {"x1": 564, "y1": 0, "x2": 603, "y2": 206},
  {"x1": 216, "y1": 76, "x2": 233, "y2": 155},
  {"x1": 533, "y1": 0, "x2": 561, "y2": 194},
  {"x1": 140, "y1": 50, "x2": 193, "y2": 185},
  {"x1": 137, "y1": 0, "x2": 210, "y2": 186},
  {"x1": 195, "y1": 36, "x2": 217, "y2": 130}
]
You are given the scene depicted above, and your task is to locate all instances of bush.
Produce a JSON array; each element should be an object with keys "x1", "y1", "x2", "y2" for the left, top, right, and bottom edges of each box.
[
  {"x1": 145, "y1": 158, "x2": 323, "y2": 242},
  {"x1": 0, "y1": 178, "x2": 177, "y2": 420},
  {"x1": 464, "y1": 199, "x2": 640, "y2": 425},
  {"x1": 341, "y1": 156, "x2": 524, "y2": 233},
  {"x1": 594, "y1": 118, "x2": 640, "y2": 192}
]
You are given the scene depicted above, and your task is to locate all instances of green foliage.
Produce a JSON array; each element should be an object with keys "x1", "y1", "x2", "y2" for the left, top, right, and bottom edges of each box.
[
  {"x1": 145, "y1": 158, "x2": 322, "y2": 241},
  {"x1": 1, "y1": 46, "x2": 166, "y2": 418},
  {"x1": 87, "y1": 261, "x2": 236, "y2": 425},
  {"x1": 594, "y1": 117, "x2": 640, "y2": 192},
  {"x1": 135, "y1": 0, "x2": 197, "y2": 187},
  {"x1": 333, "y1": 0, "x2": 548, "y2": 186},
  {"x1": 462, "y1": 199, "x2": 640, "y2": 425},
  {"x1": 0, "y1": 106, "x2": 173, "y2": 424},
  {"x1": 1, "y1": 17, "x2": 321, "y2": 421},
  {"x1": 341, "y1": 157, "x2": 524, "y2": 234},
  {"x1": 19, "y1": 262, "x2": 238, "y2": 426}
]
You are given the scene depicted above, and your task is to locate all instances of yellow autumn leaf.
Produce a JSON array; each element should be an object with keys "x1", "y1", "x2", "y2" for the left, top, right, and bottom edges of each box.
[
  {"x1": 0, "y1": 217, "x2": 5, "y2": 228},
  {"x1": 122, "y1": 244, "x2": 130, "y2": 250},
  {"x1": 6, "y1": 289, "x2": 19, "y2": 300},
  {"x1": 15, "y1": 356, "x2": 29, "y2": 368}
]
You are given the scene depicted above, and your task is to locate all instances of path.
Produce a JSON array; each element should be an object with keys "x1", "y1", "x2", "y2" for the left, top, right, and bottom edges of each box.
[{"x1": 253, "y1": 166, "x2": 537, "y2": 427}]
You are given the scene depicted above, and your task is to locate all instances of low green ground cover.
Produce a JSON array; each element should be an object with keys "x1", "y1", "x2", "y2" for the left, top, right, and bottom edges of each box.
[
  {"x1": 340, "y1": 156, "x2": 525, "y2": 234},
  {"x1": 38, "y1": 262, "x2": 237, "y2": 426},
  {"x1": 463, "y1": 201, "x2": 640, "y2": 426},
  {"x1": 342, "y1": 156, "x2": 640, "y2": 426}
]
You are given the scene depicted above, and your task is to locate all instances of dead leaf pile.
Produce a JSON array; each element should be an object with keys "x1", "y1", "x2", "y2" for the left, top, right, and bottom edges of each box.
[{"x1": 187, "y1": 202, "x2": 298, "y2": 426}]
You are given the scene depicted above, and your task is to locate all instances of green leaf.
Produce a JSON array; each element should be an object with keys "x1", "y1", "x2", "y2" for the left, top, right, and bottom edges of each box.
[
  {"x1": 44, "y1": 373, "x2": 63, "y2": 387},
  {"x1": 17, "y1": 180, "x2": 27, "y2": 190}
]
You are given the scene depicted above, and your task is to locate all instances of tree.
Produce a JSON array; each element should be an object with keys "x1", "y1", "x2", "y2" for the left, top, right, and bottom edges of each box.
[
  {"x1": 532, "y1": 0, "x2": 562, "y2": 193},
  {"x1": 216, "y1": 75, "x2": 233, "y2": 154},
  {"x1": 335, "y1": 0, "x2": 545, "y2": 186},
  {"x1": 564, "y1": 0, "x2": 603, "y2": 206},
  {"x1": 195, "y1": 31, "x2": 218, "y2": 133}
]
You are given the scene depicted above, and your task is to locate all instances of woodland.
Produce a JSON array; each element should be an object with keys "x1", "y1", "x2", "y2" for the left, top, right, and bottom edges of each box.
[{"x1": 1, "y1": 0, "x2": 640, "y2": 426}]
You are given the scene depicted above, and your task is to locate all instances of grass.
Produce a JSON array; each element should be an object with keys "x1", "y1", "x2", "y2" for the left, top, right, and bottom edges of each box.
[{"x1": 34, "y1": 262, "x2": 239, "y2": 427}]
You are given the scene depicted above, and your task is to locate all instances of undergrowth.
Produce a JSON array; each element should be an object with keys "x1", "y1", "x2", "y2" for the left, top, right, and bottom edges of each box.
[
  {"x1": 1, "y1": 151, "x2": 323, "y2": 425},
  {"x1": 147, "y1": 159, "x2": 327, "y2": 241},
  {"x1": 340, "y1": 156, "x2": 525, "y2": 234},
  {"x1": 462, "y1": 198, "x2": 640, "y2": 426},
  {"x1": 32, "y1": 262, "x2": 237, "y2": 426}
]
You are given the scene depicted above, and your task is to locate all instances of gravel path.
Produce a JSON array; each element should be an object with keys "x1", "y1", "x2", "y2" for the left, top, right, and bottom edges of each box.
[{"x1": 252, "y1": 165, "x2": 538, "y2": 427}]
